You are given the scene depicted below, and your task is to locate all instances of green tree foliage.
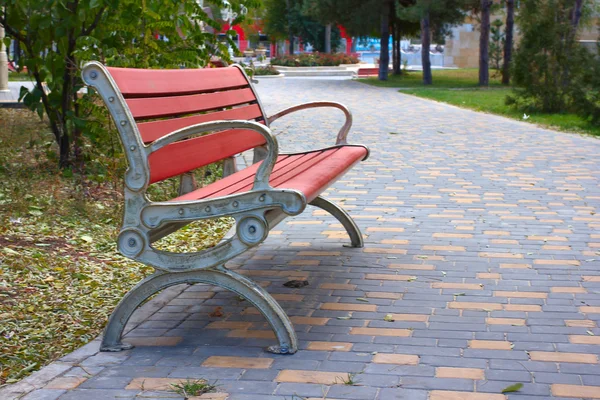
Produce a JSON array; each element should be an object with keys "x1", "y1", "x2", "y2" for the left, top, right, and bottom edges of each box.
[
  {"x1": 401, "y1": 0, "x2": 470, "y2": 84},
  {"x1": 489, "y1": 19, "x2": 504, "y2": 71},
  {"x1": 0, "y1": 0, "x2": 259, "y2": 168},
  {"x1": 507, "y1": 0, "x2": 598, "y2": 123},
  {"x1": 264, "y1": 0, "x2": 340, "y2": 54},
  {"x1": 300, "y1": 1, "x2": 420, "y2": 80}
]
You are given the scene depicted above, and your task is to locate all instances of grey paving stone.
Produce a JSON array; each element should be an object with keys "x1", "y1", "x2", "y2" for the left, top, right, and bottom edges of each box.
[
  {"x1": 476, "y1": 381, "x2": 551, "y2": 397},
  {"x1": 326, "y1": 384, "x2": 379, "y2": 399},
  {"x1": 485, "y1": 369, "x2": 532, "y2": 382},
  {"x1": 400, "y1": 377, "x2": 474, "y2": 391},
  {"x1": 274, "y1": 382, "x2": 328, "y2": 397},
  {"x1": 219, "y1": 380, "x2": 277, "y2": 395},
  {"x1": 534, "y1": 372, "x2": 582, "y2": 385},
  {"x1": 239, "y1": 369, "x2": 280, "y2": 381},
  {"x1": 376, "y1": 388, "x2": 428, "y2": 400},
  {"x1": 21, "y1": 389, "x2": 66, "y2": 400},
  {"x1": 79, "y1": 376, "x2": 133, "y2": 389},
  {"x1": 57, "y1": 389, "x2": 138, "y2": 399}
]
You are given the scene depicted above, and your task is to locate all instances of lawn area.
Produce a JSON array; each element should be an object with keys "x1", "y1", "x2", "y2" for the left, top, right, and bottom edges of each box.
[
  {"x1": 0, "y1": 109, "x2": 231, "y2": 386},
  {"x1": 8, "y1": 72, "x2": 33, "y2": 82},
  {"x1": 360, "y1": 69, "x2": 600, "y2": 136},
  {"x1": 361, "y1": 68, "x2": 503, "y2": 88}
]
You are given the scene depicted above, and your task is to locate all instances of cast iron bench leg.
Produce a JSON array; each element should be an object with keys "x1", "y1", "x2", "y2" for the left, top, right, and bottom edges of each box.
[
  {"x1": 310, "y1": 196, "x2": 364, "y2": 248},
  {"x1": 100, "y1": 266, "x2": 298, "y2": 354}
]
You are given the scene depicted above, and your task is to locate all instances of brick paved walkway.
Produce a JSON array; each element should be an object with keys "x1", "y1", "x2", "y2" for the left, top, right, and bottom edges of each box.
[{"x1": 5, "y1": 78, "x2": 600, "y2": 400}]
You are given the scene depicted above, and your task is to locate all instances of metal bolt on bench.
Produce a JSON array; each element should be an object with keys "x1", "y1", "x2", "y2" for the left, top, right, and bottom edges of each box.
[{"x1": 82, "y1": 61, "x2": 369, "y2": 354}]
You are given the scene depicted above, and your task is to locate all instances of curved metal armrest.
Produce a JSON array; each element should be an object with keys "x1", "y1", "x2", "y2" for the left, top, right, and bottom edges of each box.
[
  {"x1": 266, "y1": 101, "x2": 353, "y2": 145},
  {"x1": 147, "y1": 120, "x2": 278, "y2": 190}
]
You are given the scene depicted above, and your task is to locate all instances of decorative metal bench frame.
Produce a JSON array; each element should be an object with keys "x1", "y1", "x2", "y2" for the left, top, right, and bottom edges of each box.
[{"x1": 82, "y1": 61, "x2": 369, "y2": 355}]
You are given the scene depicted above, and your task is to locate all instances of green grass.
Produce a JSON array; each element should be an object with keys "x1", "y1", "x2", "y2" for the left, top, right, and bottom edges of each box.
[
  {"x1": 0, "y1": 108, "x2": 232, "y2": 386},
  {"x1": 360, "y1": 69, "x2": 600, "y2": 136},
  {"x1": 361, "y1": 68, "x2": 503, "y2": 88},
  {"x1": 8, "y1": 72, "x2": 33, "y2": 82},
  {"x1": 402, "y1": 87, "x2": 600, "y2": 136},
  {"x1": 170, "y1": 379, "x2": 218, "y2": 397}
]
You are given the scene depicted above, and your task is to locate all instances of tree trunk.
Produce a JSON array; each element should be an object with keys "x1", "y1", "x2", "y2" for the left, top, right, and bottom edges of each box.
[
  {"x1": 571, "y1": 0, "x2": 584, "y2": 29},
  {"x1": 502, "y1": 0, "x2": 514, "y2": 85},
  {"x1": 392, "y1": 23, "x2": 402, "y2": 75},
  {"x1": 351, "y1": 38, "x2": 357, "y2": 53},
  {"x1": 325, "y1": 24, "x2": 331, "y2": 53},
  {"x1": 479, "y1": 0, "x2": 491, "y2": 86},
  {"x1": 378, "y1": 0, "x2": 391, "y2": 81},
  {"x1": 421, "y1": 13, "x2": 432, "y2": 85},
  {"x1": 286, "y1": 0, "x2": 294, "y2": 55}
]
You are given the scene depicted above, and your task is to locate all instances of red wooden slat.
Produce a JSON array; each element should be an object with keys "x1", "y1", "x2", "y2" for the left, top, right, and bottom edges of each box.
[
  {"x1": 170, "y1": 146, "x2": 368, "y2": 203},
  {"x1": 148, "y1": 129, "x2": 266, "y2": 183},
  {"x1": 127, "y1": 88, "x2": 257, "y2": 120},
  {"x1": 107, "y1": 66, "x2": 249, "y2": 98},
  {"x1": 269, "y1": 149, "x2": 340, "y2": 188},
  {"x1": 190, "y1": 152, "x2": 322, "y2": 200},
  {"x1": 137, "y1": 104, "x2": 264, "y2": 143},
  {"x1": 282, "y1": 146, "x2": 367, "y2": 201},
  {"x1": 172, "y1": 155, "x2": 288, "y2": 201},
  {"x1": 213, "y1": 151, "x2": 332, "y2": 199}
]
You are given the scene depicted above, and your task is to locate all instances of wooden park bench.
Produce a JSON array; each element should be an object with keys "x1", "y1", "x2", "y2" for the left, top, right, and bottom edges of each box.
[
  {"x1": 82, "y1": 62, "x2": 369, "y2": 355},
  {"x1": 355, "y1": 67, "x2": 391, "y2": 78}
]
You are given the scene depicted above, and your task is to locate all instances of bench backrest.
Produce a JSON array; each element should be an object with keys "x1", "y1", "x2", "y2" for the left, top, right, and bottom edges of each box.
[{"x1": 84, "y1": 63, "x2": 268, "y2": 186}]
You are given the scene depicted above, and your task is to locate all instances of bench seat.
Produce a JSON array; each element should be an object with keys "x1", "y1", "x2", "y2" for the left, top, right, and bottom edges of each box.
[{"x1": 175, "y1": 146, "x2": 368, "y2": 203}]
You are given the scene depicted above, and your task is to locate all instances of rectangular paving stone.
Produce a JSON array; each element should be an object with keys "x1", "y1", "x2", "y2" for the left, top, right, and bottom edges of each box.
[
  {"x1": 565, "y1": 320, "x2": 596, "y2": 327},
  {"x1": 226, "y1": 330, "x2": 275, "y2": 339},
  {"x1": 320, "y1": 303, "x2": 377, "y2": 312},
  {"x1": 306, "y1": 341, "x2": 352, "y2": 351},
  {"x1": 388, "y1": 264, "x2": 436, "y2": 270},
  {"x1": 326, "y1": 385, "x2": 379, "y2": 399},
  {"x1": 44, "y1": 377, "x2": 87, "y2": 390},
  {"x1": 580, "y1": 306, "x2": 600, "y2": 313},
  {"x1": 350, "y1": 327, "x2": 412, "y2": 337},
  {"x1": 431, "y1": 283, "x2": 483, "y2": 290},
  {"x1": 364, "y1": 274, "x2": 417, "y2": 281},
  {"x1": 568, "y1": 335, "x2": 600, "y2": 345},
  {"x1": 276, "y1": 370, "x2": 348, "y2": 385},
  {"x1": 126, "y1": 377, "x2": 184, "y2": 391},
  {"x1": 551, "y1": 384, "x2": 600, "y2": 398},
  {"x1": 435, "y1": 368, "x2": 484, "y2": 380},
  {"x1": 429, "y1": 390, "x2": 506, "y2": 400},
  {"x1": 376, "y1": 388, "x2": 428, "y2": 400},
  {"x1": 21, "y1": 389, "x2": 66, "y2": 400},
  {"x1": 373, "y1": 354, "x2": 419, "y2": 365},
  {"x1": 448, "y1": 302, "x2": 503, "y2": 311},
  {"x1": 494, "y1": 291, "x2": 547, "y2": 299},
  {"x1": 486, "y1": 318, "x2": 526, "y2": 326},
  {"x1": 529, "y1": 351, "x2": 598, "y2": 364},
  {"x1": 366, "y1": 292, "x2": 404, "y2": 299},
  {"x1": 56, "y1": 389, "x2": 138, "y2": 400},
  {"x1": 319, "y1": 283, "x2": 356, "y2": 290},
  {"x1": 468, "y1": 340, "x2": 512, "y2": 350},
  {"x1": 274, "y1": 383, "x2": 328, "y2": 398},
  {"x1": 202, "y1": 356, "x2": 273, "y2": 369}
]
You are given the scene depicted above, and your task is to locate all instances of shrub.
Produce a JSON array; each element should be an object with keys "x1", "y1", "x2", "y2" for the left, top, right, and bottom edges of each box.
[
  {"x1": 271, "y1": 53, "x2": 359, "y2": 67},
  {"x1": 507, "y1": 0, "x2": 599, "y2": 126},
  {"x1": 253, "y1": 65, "x2": 280, "y2": 76}
]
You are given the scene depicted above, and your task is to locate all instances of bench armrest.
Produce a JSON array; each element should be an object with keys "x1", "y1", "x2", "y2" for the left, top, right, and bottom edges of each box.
[
  {"x1": 266, "y1": 101, "x2": 353, "y2": 145},
  {"x1": 147, "y1": 120, "x2": 278, "y2": 190}
]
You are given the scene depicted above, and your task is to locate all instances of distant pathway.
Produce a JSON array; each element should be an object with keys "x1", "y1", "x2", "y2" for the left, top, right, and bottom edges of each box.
[{"x1": 4, "y1": 77, "x2": 600, "y2": 400}]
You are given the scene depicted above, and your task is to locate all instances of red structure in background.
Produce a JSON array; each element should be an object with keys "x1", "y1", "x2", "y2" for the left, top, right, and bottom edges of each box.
[
  {"x1": 338, "y1": 25, "x2": 353, "y2": 55},
  {"x1": 219, "y1": 23, "x2": 353, "y2": 57},
  {"x1": 221, "y1": 23, "x2": 248, "y2": 52}
]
